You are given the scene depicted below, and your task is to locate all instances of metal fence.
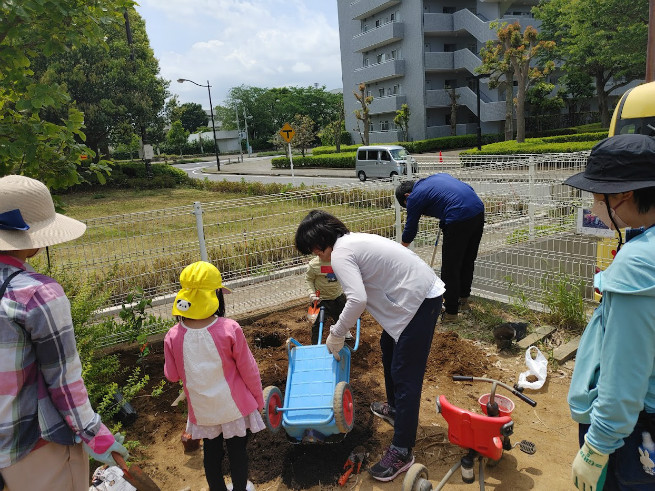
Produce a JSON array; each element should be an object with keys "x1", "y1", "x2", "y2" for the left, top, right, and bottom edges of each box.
[{"x1": 52, "y1": 152, "x2": 598, "y2": 346}]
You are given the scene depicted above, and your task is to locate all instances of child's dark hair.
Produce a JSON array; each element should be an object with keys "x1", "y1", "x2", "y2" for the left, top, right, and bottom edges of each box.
[
  {"x1": 215, "y1": 289, "x2": 226, "y2": 317},
  {"x1": 295, "y1": 210, "x2": 350, "y2": 254}
]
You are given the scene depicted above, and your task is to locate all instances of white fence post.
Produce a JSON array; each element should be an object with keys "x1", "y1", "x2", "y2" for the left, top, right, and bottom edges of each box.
[
  {"x1": 393, "y1": 175, "x2": 402, "y2": 242},
  {"x1": 193, "y1": 201, "x2": 208, "y2": 261},
  {"x1": 528, "y1": 157, "x2": 535, "y2": 241}
]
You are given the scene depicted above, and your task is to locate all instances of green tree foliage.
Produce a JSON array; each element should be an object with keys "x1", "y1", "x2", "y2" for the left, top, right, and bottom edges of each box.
[
  {"x1": 34, "y1": 7, "x2": 169, "y2": 161},
  {"x1": 216, "y1": 85, "x2": 343, "y2": 151},
  {"x1": 533, "y1": 0, "x2": 649, "y2": 127},
  {"x1": 172, "y1": 102, "x2": 208, "y2": 133},
  {"x1": 354, "y1": 83, "x2": 373, "y2": 145},
  {"x1": 0, "y1": 0, "x2": 135, "y2": 189},
  {"x1": 394, "y1": 104, "x2": 411, "y2": 142},
  {"x1": 480, "y1": 34, "x2": 515, "y2": 140},
  {"x1": 487, "y1": 22, "x2": 555, "y2": 142},
  {"x1": 291, "y1": 114, "x2": 316, "y2": 157},
  {"x1": 166, "y1": 121, "x2": 189, "y2": 156}
]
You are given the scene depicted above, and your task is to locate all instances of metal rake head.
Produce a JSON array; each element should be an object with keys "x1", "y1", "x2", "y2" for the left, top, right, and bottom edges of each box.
[{"x1": 514, "y1": 439, "x2": 536, "y2": 455}]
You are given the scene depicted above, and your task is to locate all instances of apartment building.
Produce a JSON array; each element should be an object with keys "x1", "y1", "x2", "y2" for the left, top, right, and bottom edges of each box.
[{"x1": 336, "y1": 0, "x2": 541, "y2": 144}]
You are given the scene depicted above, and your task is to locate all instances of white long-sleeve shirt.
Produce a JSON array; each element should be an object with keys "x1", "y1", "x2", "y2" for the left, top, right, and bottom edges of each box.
[{"x1": 329, "y1": 233, "x2": 445, "y2": 341}]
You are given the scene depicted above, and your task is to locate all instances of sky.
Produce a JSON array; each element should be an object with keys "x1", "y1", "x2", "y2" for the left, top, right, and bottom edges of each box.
[{"x1": 135, "y1": 0, "x2": 343, "y2": 109}]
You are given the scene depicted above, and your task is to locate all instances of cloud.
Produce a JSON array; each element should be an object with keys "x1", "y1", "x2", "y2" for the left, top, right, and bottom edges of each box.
[{"x1": 137, "y1": 0, "x2": 342, "y2": 105}]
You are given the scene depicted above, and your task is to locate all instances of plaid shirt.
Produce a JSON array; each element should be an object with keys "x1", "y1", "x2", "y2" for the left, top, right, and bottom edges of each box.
[{"x1": 0, "y1": 255, "x2": 113, "y2": 468}]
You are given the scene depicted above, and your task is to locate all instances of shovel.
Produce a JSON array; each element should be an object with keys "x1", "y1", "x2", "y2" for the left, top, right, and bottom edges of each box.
[
  {"x1": 430, "y1": 227, "x2": 442, "y2": 268},
  {"x1": 113, "y1": 452, "x2": 161, "y2": 491},
  {"x1": 307, "y1": 290, "x2": 320, "y2": 322}
]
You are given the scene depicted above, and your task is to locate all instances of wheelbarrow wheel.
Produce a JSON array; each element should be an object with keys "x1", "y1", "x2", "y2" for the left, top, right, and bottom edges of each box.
[
  {"x1": 262, "y1": 386, "x2": 283, "y2": 433},
  {"x1": 333, "y1": 381, "x2": 354, "y2": 433},
  {"x1": 402, "y1": 463, "x2": 432, "y2": 491}
]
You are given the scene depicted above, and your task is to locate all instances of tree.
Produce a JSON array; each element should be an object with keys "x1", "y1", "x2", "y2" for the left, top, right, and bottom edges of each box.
[
  {"x1": 526, "y1": 81, "x2": 565, "y2": 132},
  {"x1": 558, "y1": 72, "x2": 595, "y2": 126},
  {"x1": 166, "y1": 121, "x2": 189, "y2": 157},
  {"x1": 291, "y1": 114, "x2": 316, "y2": 157},
  {"x1": 1, "y1": 0, "x2": 135, "y2": 190},
  {"x1": 448, "y1": 89, "x2": 459, "y2": 136},
  {"x1": 172, "y1": 103, "x2": 208, "y2": 133},
  {"x1": 534, "y1": 0, "x2": 649, "y2": 127},
  {"x1": 480, "y1": 34, "x2": 515, "y2": 141},
  {"x1": 491, "y1": 22, "x2": 555, "y2": 142},
  {"x1": 394, "y1": 104, "x2": 411, "y2": 142},
  {"x1": 354, "y1": 83, "x2": 373, "y2": 145},
  {"x1": 34, "y1": 7, "x2": 169, "y2": 161}
]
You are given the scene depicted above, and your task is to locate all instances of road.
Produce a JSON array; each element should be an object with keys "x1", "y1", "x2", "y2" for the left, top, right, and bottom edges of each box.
[{"x1": 174, "y1": 156, "x2": 355, "y2": 187}]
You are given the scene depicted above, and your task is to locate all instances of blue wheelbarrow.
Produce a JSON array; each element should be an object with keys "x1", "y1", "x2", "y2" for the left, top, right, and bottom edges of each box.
[{"x1": 262, "y1": 306, "x2": 361, "y2": 443}]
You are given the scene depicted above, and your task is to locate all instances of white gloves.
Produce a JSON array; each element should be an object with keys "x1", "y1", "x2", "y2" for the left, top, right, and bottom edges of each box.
[
  {"x1": 572, "y1": 436, "x2": 608, "y2": 490},
  {"x1": 325, "y1": 333, "x2": 345, "y2": 360},
  {"x1": 84, "y1": 432, "x2": 130, "y2": 467},
  {"x1": 309, "y1": 293, "x2": 321, "y2": 304}
]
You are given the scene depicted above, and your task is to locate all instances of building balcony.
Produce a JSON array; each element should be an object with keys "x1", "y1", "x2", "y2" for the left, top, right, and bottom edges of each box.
[
  {"x1": 423, "y1": 13, "x2": 453, "y2": 34},
  {"x1": 426, "y1": 88, "x2": 506, "y2": 122},
  {"x1": 349, "y1": 0, "x2": 401, "y2": 20},
  {"x1": 352, "y1": 21, "x2": 404, "y2": 52},
  {"x1": 424, "y1": 52, "x2": 454, "y2": 71},
  {"x1": 354, "y1": 59, "x2": 405, "y2": 84},
  {"x1": 369, "y1": 94, "x2": 407, "y2": 114}
]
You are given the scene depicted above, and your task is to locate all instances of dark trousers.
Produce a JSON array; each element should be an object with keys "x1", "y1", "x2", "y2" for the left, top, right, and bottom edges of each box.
[
  {"x1": 579, "y1": 420, "x2": 655, "y2": 489},
  {"x1": 311, "y1": 294, "x2": 346, "y2": 344},
  {"x1": 440, "y1": 212, "x2": 484, "y2": 315},
  {"x1": 203, "y1": 434, "x2": 248, "y2": 491},
  {"x1": 380, "y1": 295, "x2": 442, "y2": 449}
]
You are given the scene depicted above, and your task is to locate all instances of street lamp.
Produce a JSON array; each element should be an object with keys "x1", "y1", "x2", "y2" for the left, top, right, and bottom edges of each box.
[
  {"x1": 177, "y1": 78, "x2": 220, "y2": 171},
  {"x1": 472, "y1": 73, "x2": 491, "y2": 151}
]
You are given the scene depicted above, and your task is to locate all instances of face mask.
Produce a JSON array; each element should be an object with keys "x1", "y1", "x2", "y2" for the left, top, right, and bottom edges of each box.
[{"x1": 591, "y1": 199, "x2": 628, "y2": 230}]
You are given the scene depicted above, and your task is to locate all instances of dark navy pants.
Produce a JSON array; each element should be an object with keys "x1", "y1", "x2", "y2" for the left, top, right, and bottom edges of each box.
[
  {"x1": 380, "y1": 295, "x2": 442, "y2": 449},
  {"x1": 579, "y1": 420, "x2": 655, "y2": 490},
  {"x1": 440, "y1": 212, "x2": 484, "y2": 315}
]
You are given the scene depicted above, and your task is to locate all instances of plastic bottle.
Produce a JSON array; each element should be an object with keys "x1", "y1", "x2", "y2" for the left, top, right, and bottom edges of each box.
[{"x1": 639, "y1": 431, "x2": 655, "y2": 476}]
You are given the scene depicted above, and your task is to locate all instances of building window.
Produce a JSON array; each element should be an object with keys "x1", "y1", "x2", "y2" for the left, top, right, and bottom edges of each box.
[
  {"x1": 369, "y1": 122, "x2": 374, "y2": 132},
  {"x1": 375, "y1": 19, "x2": 381, "y2": 28},
  {"x1": 443, "y1": 7, "x2": 456, "y2": 14},
  {"x1": 444, "y1": 43, "x2": 456, "y2": 53},
  {"x1": 390, "y1": 13, "x2": 395, "y2": 21},
  {"x1": 387, "y1": 88, "x2": 392, "y2": 96},
  {"x1": 367, "y1": 90, "x2": 372, "y2": 98},
  {"x1": 364, "y1": 57, "x2": 369, "y2": 67},
  {"x1": 376, "y1": 53, "x2": 384, "y2": 64},
  {"x1": 390, "y1": 50, "x2": 397, "y2": 60},
  {"x1": 445, "y1": 79, "x2": 457, "y2": 89},
  {"x1": 379, "y1": 88, "x2": 385, "y2": 97},
  {"x1": 380, "y1": 121, "x2": 389, "y2": 132},
  {"x1": 392, "y1": 84, "x2": 400, "y2": 95}
]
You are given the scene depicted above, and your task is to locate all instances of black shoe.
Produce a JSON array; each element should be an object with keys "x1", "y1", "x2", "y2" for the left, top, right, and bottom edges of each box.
[
  {"x1": 368, "y1": 446, "x2": 414, "y2": 482},
  {"x1": 370, "y1": 401, "x2": 395, "y2": 426}
]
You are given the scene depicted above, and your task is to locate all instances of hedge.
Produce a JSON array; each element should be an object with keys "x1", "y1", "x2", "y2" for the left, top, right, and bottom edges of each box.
[
  {"x1": 71, "y1": 162, "x2": 192, "y2": 191},
  {"x1": 460, "y1": 140, "x2": 598, "y2": 155},
  {"x1": 272, "y1": 153, "x2": 356, "y2": 169}
]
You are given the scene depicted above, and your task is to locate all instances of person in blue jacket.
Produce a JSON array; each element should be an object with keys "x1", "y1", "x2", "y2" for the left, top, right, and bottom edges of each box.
[
  {"x1": 395, "y1": 174, "x2": 484, "y2": 322},
  {"x1": 564, "y1": 134, "x2": 655, "y2": 490}
]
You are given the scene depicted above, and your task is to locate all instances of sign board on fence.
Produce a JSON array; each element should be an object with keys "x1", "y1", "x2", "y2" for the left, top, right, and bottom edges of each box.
[{"x1": 279, "y1": 123, "x2": 295, "y2": 143}]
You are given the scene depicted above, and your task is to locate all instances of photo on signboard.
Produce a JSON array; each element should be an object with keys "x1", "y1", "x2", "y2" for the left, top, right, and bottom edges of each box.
[{"x1": 576, "y1": 207, "x2": 615, "y2": 237}]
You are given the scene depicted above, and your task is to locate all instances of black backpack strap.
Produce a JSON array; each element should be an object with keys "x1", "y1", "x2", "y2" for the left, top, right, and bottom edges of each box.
[{"x1": 0, "y1": 270, "x2": 22, "y2": 298}]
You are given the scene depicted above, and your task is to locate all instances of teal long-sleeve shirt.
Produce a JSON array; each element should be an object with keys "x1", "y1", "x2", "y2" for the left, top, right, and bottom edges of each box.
[{"x1": 568, "y1": 225, "x2": 655, "y2": 454}]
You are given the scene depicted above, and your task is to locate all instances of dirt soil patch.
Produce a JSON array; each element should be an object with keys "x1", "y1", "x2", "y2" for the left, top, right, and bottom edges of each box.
[{"x1": 112, "y1": 304, "x2": 578, "y2": 490}]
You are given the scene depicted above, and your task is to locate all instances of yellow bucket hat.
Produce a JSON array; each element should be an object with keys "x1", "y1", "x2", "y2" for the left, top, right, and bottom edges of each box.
[{"x1": 172, "y1": 261, "x2": 231, "y2": 319}]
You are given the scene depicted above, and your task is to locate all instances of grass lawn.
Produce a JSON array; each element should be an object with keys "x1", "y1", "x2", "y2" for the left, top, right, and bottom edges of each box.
[{"x1": 58, "y1": 187, "x2": 244, "y2": 219}]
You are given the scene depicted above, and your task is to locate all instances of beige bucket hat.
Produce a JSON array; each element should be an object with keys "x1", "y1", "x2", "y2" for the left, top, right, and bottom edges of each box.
[{"x1": 0, "y1": 175, "x2": 86, "y2": 251}]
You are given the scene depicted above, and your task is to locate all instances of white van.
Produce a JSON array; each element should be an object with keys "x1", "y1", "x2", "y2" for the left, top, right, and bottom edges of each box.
[{"x1": 355, "y1": 145, "x2": 418, "y2": 181}]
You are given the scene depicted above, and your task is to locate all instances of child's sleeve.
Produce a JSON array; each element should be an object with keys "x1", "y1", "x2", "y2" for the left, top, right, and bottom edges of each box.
[
  {"x1": 232, "y1": 324, "x2": 264, "y2": 410},
  {"x1": 164, "y1": 332, "x2": 180, "y2": 383},
  {"x1": 305, "y1": 263, "x2": 317, "y2": 296}
]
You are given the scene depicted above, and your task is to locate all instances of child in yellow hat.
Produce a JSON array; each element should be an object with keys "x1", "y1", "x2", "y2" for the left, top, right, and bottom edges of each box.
[{"x1": 164, "y1": 261, "x2": 264, "y2": 491}]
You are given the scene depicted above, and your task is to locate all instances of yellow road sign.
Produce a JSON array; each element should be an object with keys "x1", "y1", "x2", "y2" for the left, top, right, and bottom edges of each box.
[{"x1": 280, "y1": 123, "x2": 295, "y2": 143}]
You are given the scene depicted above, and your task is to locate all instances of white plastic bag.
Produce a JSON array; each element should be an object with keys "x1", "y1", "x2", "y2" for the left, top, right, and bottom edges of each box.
[
  {"x1": 89, "y1": 465, "x2": 136, "y2": 491},
  {"x1": 517, "y1": 345, "x2": 548, "y2": 390}
]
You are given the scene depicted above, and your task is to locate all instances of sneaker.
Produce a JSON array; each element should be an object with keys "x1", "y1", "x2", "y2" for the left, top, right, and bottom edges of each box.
[
  {"x1": 226, "y1": 481, "x2": 255, "y2": 491},
  {"x1": 370, "y1": 401, "x2": 396, "y2": 426},
  {"x1": 459, "y1": 297, "x2": 472, "y2": 313},
  {"x1": 368, "y1": 446, "x2": 415, "y2": 482}
]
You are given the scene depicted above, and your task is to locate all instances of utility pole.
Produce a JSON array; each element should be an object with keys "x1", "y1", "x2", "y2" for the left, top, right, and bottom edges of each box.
[
  {"x1": 235, "y1": 106, "x2": 243, "y2": 162},
  {"x1": 242, "y1": 107, "x2": 251, "y2": 157},
  {"x1": 647, "y1": 0, "x2": 655, "y2": 82}
]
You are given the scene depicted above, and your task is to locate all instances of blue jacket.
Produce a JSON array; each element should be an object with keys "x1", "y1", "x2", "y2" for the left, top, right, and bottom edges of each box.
[
  {"x1": 402, "y1": 174, "x2": 484, "y2": 244},
  {"x1": 568, "y1": 225, "x2": 655, "y2": 454}
]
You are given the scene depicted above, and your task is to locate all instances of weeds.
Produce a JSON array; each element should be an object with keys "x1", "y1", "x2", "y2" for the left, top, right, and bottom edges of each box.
[{"x1": 541, "y1": 272, "x2": 586, "y2": 331}]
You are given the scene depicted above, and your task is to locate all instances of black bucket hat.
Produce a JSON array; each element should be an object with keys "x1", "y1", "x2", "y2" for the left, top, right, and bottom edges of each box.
[{"x1": 564, "y1": 134, "x2": 655, "y2": 193}]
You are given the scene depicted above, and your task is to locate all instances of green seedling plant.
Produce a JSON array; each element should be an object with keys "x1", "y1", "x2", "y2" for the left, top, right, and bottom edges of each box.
[{"x1": 541, "y1": 272, "x2": 586, "y2": 331}]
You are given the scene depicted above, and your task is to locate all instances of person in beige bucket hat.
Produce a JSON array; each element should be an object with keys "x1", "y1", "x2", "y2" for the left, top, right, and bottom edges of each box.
[{"x1": 0, "y1": 175, "x2": 129, "y2": 490}]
